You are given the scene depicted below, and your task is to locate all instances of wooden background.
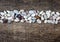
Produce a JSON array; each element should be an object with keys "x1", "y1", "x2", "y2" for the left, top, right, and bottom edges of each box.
[
  {"x1": 0, "y1": 23, "x2": 60, "y2": 42},
  {"x1": 0, "y1": 0, "x2": 60, "y2": 42},
  {"x1": 0, "y1": 0, "x2": 60, "y2": 11}
]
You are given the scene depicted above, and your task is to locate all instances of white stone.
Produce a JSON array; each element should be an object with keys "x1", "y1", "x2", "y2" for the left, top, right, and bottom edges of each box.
[
  {"x1": 1, "y1": 16, "x2": 5, "y2": 19},
  {"x1": 37, "y1": 19, "x2": 41, "y2": 23},
  {"x1": 14, "y1": 18, "x2": 20, "y2": 22},
  {"x1": 29, "y1": 10, "x2": 35, "y2": 14},
  {"x1": 48, "y1": 10, "x2": 51, "y2": 13},
  {"x1": 4, "y1": 11, "x2": 7, "y2": 14},
  {"x1": 47, "y1": 20, "x2": 52, "y2": 24},
  {"x1": 55, "y1": 20, "x2": 58, "y2": 24},
  {"x1": 31, "y1": 17, "x2": 36, "y2": 23},
  {"x1": 21, "y1": 12, "x2": 26, "y2": 16},
  {"x1": 7, "y1": 17, "x2": 14, "y2": 21},
  {"x1": 7, "y1": 14, "x2": 11, "y2": 17},
  {"x1": 7, "y1": 10, "x2": 11, "y2": 14},
  {"x1": 51, "y1": 11, "x2": 55, "y2": 16},
  {"x1": 46, "y1": 11, "x2": 51, "y2": 18},
  {"x1": 0, "y1": 20, "x2": 3, "y2": 23},
  {"x1": 51, "y1": 20, "x2": 55, "y2": 24},
  {"x1": 13, "y1": 10, "x2": 19, "y2": 14},
  {"x1": 19, "y1": 9, "x2": 24, "y2": 12},
  {"x1": 44, "y1": 20, "x2": 48, "y2": 23},
  {"x1": 39, "y1": 11, "x2": 44, "y2": 15},
  {"x1": 41, "y1": 16, "x2": 44, "y2": 20},
  {"x1": 29, "y1": 20, "x2": 32, "y2": 23},
  {"x1": 27, "y1": 17, "x2": 32, "y2": 20},
  {"x1": 42, "y1": 12, "x2": 45, "y2": 16},
  {"x1": 43, "y1": 14, "x2": 47, "y2": 20},
  {"x1": 23, "y1": 16, "x2": 27, "y2": 19},
  {"x1": 0, "y1": 12, "x2": 5, "y2": 16},
  {"x1": 20, "y1": 19, "x2": 25, "y2": 23},
  {"x1": 56, "y1": 12, "x2": 60, "y2": 16},
  {"x1": 56, "y1": 17, "x2": 60, "y2": 21},
  {"x1": 52, "y1": 16, "x2": 56, "y2": 20},
  {"x1": 31, "y1": 14, "x2": 35, "y2": 17}
]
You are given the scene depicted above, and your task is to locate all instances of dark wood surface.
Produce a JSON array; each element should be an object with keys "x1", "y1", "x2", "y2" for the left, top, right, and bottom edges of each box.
[
  {"x1": 0, "y1": 0, "x2": 60, "y2": 11},
  {"x1": 0, "y1": 22, "x2": 60, "y2": 42}
]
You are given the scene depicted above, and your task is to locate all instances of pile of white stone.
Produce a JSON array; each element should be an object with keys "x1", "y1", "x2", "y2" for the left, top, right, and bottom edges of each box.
[{"x1": 0, "y1": 9, "x2": 60, "y2": 24}]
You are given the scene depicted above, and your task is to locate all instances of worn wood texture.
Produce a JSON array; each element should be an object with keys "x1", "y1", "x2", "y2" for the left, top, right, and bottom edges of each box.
[
  {"x1": 0, "y1": 23, "x2": 60, "y2": 42},
  {"x1": 0, "y1": 0, "x2": 60, "y2": 11}
]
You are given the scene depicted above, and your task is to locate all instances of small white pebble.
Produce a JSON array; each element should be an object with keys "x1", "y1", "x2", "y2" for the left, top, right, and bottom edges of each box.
[
  {"x1": 14, "y1": 18, "x2": 20, "y2": 22},
  {"x1": 20, "y1": 19, "x2": 25, "y2": 23},
  {"x1": 37, "y1": 19, "x2": 41, "y2": 23}
]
